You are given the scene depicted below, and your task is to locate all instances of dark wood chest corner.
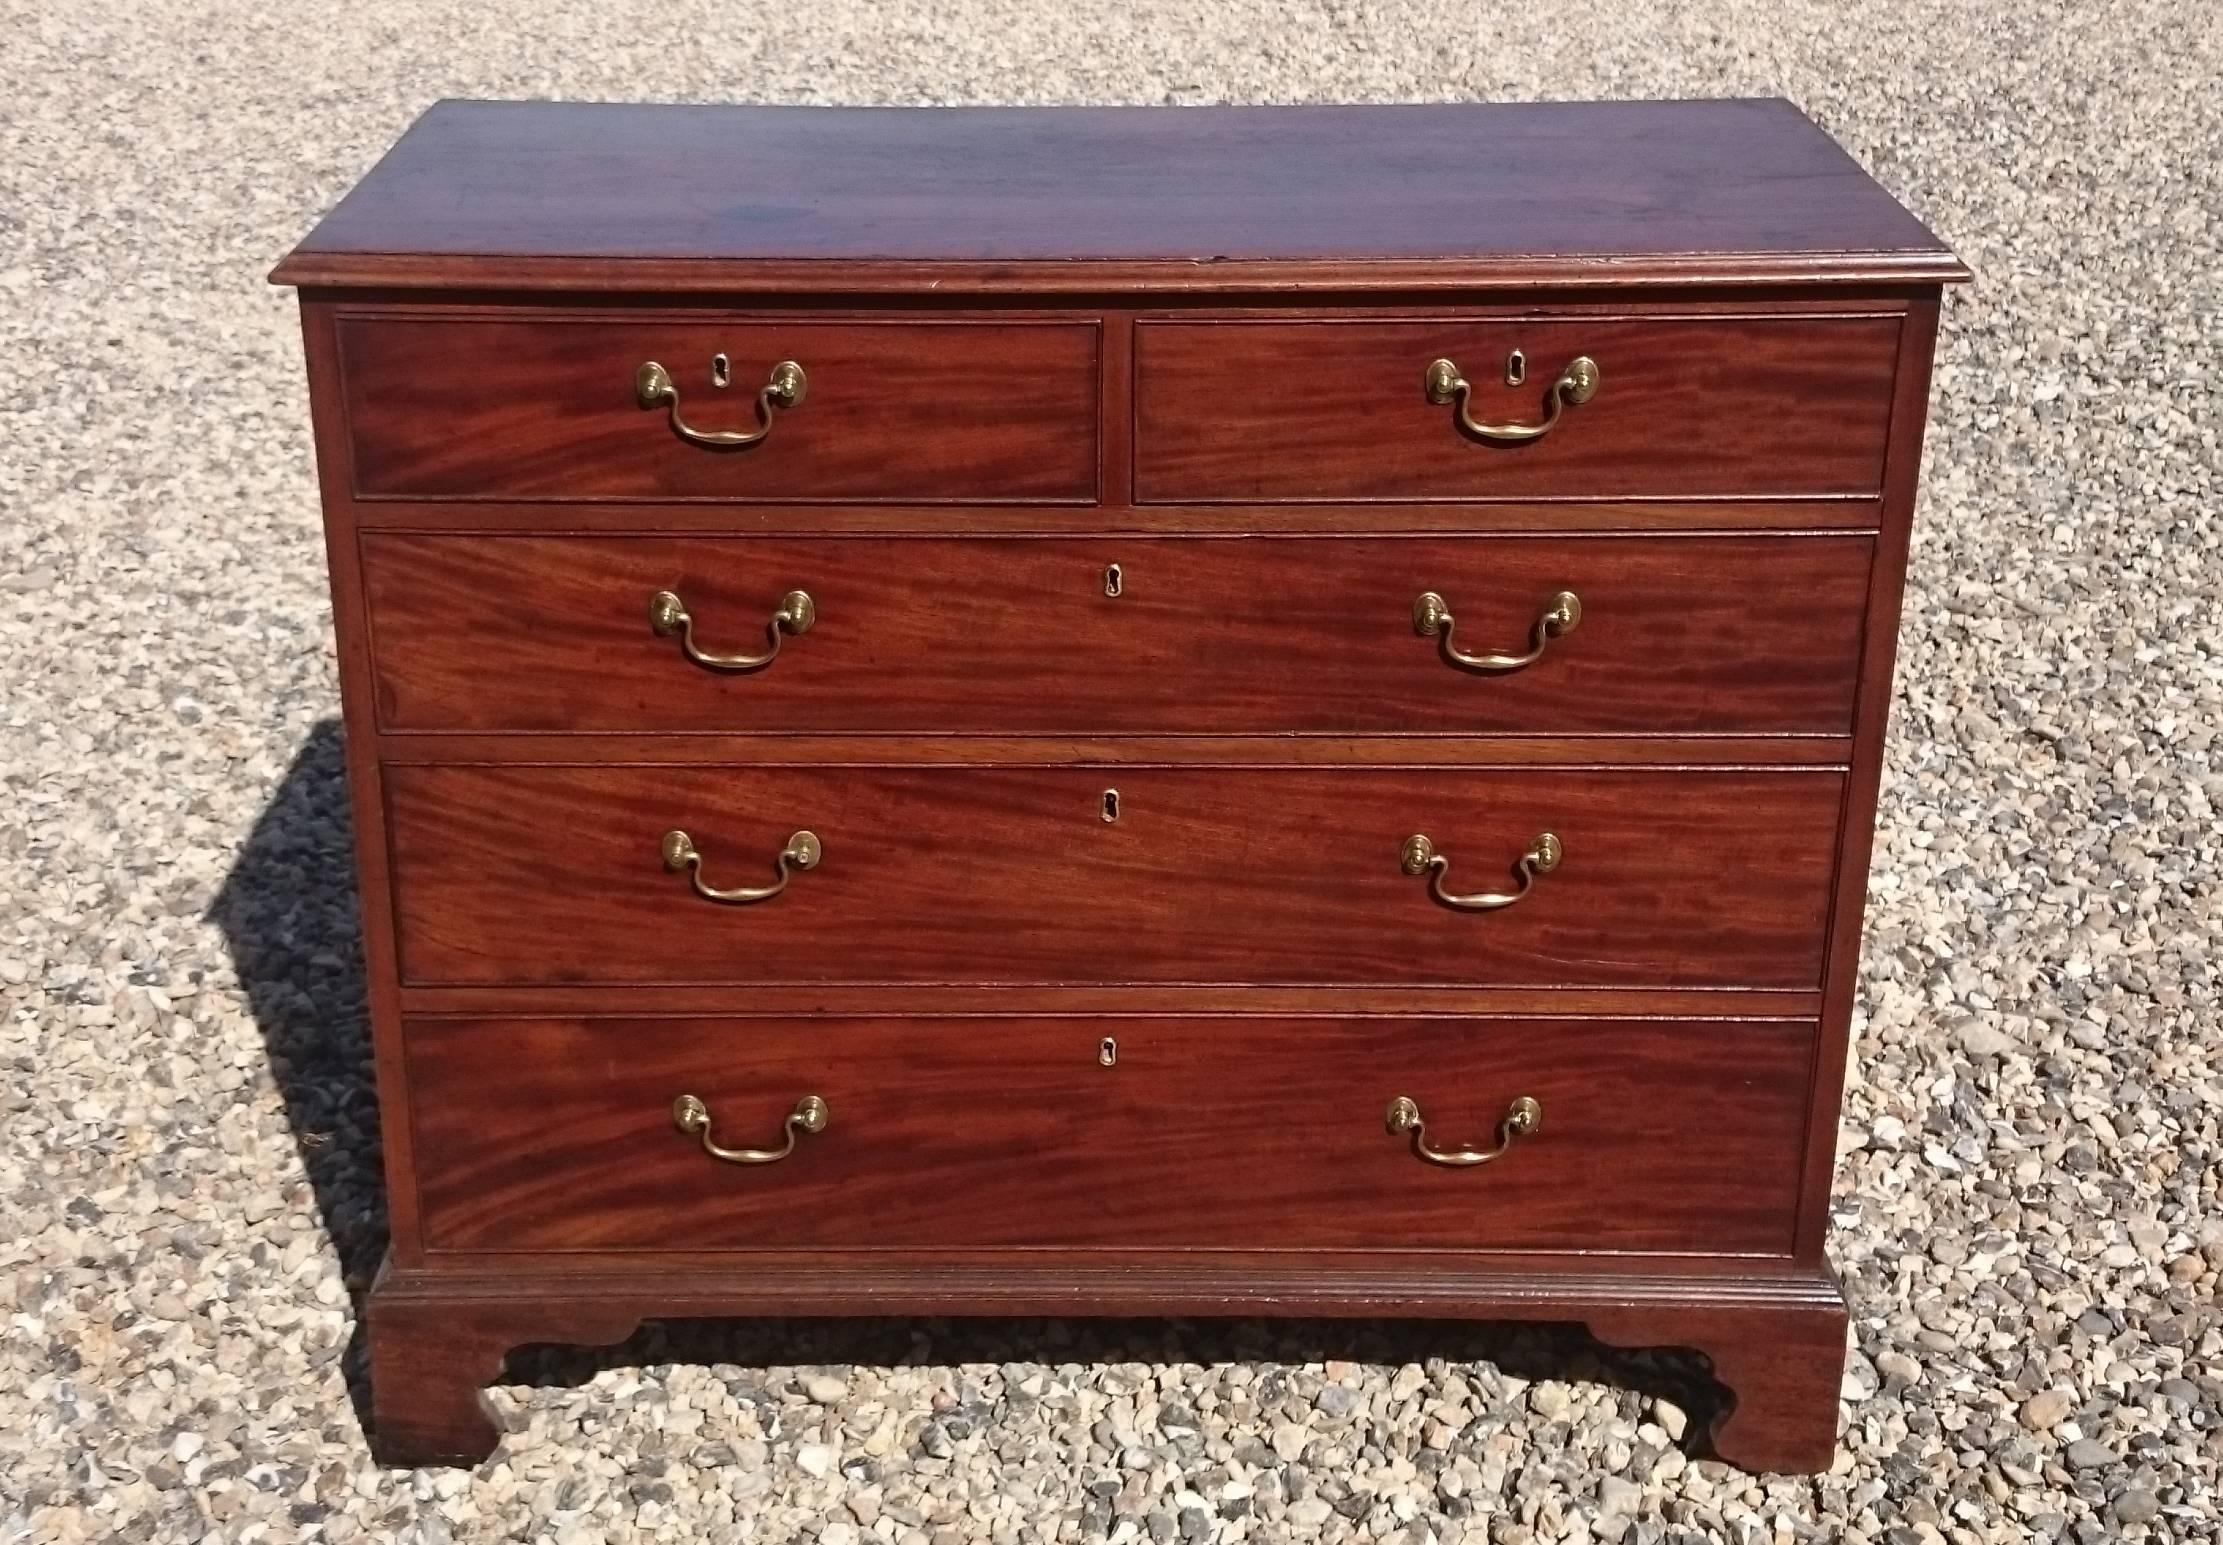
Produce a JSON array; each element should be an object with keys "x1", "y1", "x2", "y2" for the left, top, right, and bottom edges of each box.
[{"x1": 274, "y1": 97, "x2": 1966, "y2": 1473}]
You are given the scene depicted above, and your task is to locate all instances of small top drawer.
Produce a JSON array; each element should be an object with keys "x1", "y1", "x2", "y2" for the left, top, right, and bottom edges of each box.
[
  {"x1": 1133, "y1": 315, "x2": 1901, "y2": 502},
  {"x1": 337, "y1": 317, "x2": 1101, "y2": 502}
]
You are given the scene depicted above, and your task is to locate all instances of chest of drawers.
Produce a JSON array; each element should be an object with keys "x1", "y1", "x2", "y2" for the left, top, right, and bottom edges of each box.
[{"x1": 273, "y1": 98, "x2": 1965, "y2": 1472}]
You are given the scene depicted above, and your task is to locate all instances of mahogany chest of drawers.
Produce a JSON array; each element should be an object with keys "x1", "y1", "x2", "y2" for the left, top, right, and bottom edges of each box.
[{"x1": 273, "y1": 98, "x2": 1966, "y2": 1471}]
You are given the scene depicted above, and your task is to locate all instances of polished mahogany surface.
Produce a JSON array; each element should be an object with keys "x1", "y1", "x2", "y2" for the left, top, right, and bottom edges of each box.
[
  {"x1": 340, "y1": 318, "x2": 1099, "y2": 501},
  {"x1": 272, "y1": 99, "x2": 1966, "y2": 292},
  {"x1": 279, "y1": 97, "x2": 1965, "y2": 1471},
  {"x1": 1134, "y1": 316, "x2": 1901, "y2": 500},
  {"x1": 383, "y1": 764, "x2": 1843, "y2": 989},
  {"x1": 360, "y1": 533, "x2": 1873, "y2": 736},
  {"x1": 406, "y1": 1015, "x2": 1815, "y2": 1254}
]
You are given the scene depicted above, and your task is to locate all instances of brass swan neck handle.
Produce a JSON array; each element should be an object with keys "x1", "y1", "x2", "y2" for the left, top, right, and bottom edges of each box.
[
  {"x1": 636, "y1": 358, "x2": 806, "y2": 448},
  {"x1": 672, "y1": 1093, "x2": 828, "y2": 1165},
  {"x1": 1425, "y1": 355, "x2": 1599, "y2": 443},
  {"x1": 1401, "y1": 831, "x2": 1561, "y2": 911},
  {"x1": 661, "y1": 828, "x2": 821, "y2": 904},
  {"x1": 1386, "y1": 1095, "x2": 1542, "y2": 1167},
  {"x1": 650, "y1": 588, "x2": 816, "y2": 673},
  {"x1": 1412, "y1": 589, "x2": 1580, "y2": 673}
]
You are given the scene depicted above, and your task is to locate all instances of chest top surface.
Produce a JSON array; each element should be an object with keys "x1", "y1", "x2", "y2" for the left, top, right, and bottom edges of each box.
[{"x1": 271, "y1": 98, "x2": 1965, "y2": 293}]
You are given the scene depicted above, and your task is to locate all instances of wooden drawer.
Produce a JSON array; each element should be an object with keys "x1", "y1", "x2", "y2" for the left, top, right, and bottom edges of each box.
[
  {"x1": 384, "y1": 765, "x2": 1841, "y2": 988},
  {"x1": 1133, "y1": 316, "x2": 1900, "y2": 501},
  {"x1": 362, "y1": 532, "x2": 1872, "y2": 736},
  {"x1": 337, "y1": 318, "x2": 1099, "y2": 502},
  {"x1": 407, "y1": 1015, "x2": 1814, "y2": 1255}
]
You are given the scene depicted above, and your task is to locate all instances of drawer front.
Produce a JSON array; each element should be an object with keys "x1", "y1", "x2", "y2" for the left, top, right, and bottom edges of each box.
[
  {"x1": 385, "y1": 766, "x2": 1841, "y2": 988},
  {"x1": 363, "y1": 533, "x2": 1871, "y2": 735},
  {"x1": 407, "y1": 1015, "x2": 1814, "y2": 1255},
  {"x1": 338, "y1": 318, "x2": 1099, "y2": 501},
  {"x1": 1134, "y1": 316, "x2": 1900, "y2": 501}
]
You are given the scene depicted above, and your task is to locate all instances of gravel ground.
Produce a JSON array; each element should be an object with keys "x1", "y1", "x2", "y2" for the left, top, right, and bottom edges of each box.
[{"x1": 4, "y1": 2, "x2": 2219, "y2": 1541}]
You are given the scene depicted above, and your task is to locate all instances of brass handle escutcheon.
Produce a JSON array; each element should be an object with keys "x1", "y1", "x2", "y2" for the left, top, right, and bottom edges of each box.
[
  {"x1": 1425, "y1": 355, "x2": 1598, "y2": 443},
  {"x1": 650, "y1": 588, "x2": 815, "y2": 672},
  {"x1": 672, "y1": 1093, "x2": 828, "y2": 1165},
  {"x1": 636, "y1": 358, "x2": 806, "y2": 447},
  {"x1": 661, "y1": 828, "x2": 821, "y2": 904},
  {"x1": 1401, "y1": 831, "x2": 1561, "y2": 911},
  {"x1": 1386, "y1": 1094, "x2": 1541, "y2": 1167},
  {"x1": 1412, "y1": 589, "x2": 1580, "y2": 673}
]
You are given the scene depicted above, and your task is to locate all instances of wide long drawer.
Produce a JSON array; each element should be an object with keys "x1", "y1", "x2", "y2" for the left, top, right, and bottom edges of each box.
[
  {"x1": 1134, "y1": 315, "x2": 1901, "y2": 501},
  {"x1": 383, "y1": 765, "x2": 1842, "y2": 988},
  {"x1": 406, "y1": 1015, "x2": 1815, "y2": 1255},
  {"x1": 337, "y1": 317, "x2": 1100, "y2": 502},
  {"x1": 361, "y1": 533, "x2": 1873, "y2": 735}
]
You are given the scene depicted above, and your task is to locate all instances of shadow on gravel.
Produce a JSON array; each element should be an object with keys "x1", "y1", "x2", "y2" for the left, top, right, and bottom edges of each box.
[
  {"x1": 210, "y1": 722, "x2": 1724, "y2": 1462},
  {"x1": 508, "y1": 1316, "x2": 1722, "y2": 1464},
  {"x1": 210, "y1": 719, "x2": 387, "y2": 1434}
]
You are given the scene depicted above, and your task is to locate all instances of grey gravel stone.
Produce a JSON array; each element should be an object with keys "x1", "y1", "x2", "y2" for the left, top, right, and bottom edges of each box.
[
  {"x1": 2064, "y1": 1439, "x2": 2119, "y2": 1471},
  {"x1": 795, "y1": 1444, "x2": 837, "y2": 1479},
  {"x1": 6, "y1": 5, "x2": 2221, "y2": 1543},
  {"x1": 1529, "y1": 1384, "x2": 1571, "y2": 1420},
  {"x1": 1598, "y1": 1476, "x2": 1644, "y2": 1517},
  {"x1": 2110, "y1": 1489, "x2": 2161, "y2": 1526},
  {"x1": 1875, "y1": 1350, "x2": 1924, "y2": 1387}
]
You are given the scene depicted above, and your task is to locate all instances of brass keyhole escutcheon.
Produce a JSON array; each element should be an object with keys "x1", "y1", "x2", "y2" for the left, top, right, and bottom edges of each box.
[
  {"x1": 1101, "y1": 789, "x2": 1120, "y2": 823},
  {"x1": 1098, "y1": 1037, "x2": 1118, "y2": 1067},
  {"x1": 1104, "y1": 563, "x2": 1123, "y2": 598}
]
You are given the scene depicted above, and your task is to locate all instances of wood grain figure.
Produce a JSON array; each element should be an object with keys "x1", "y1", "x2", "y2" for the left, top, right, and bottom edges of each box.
[{"x1": 274, "y1": 98, "x2": 1964, "y2": 1470}]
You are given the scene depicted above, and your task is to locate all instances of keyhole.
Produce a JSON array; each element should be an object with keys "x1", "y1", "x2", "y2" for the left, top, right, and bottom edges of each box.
[
  {"x1": 711, "y1": 353, "x2": 732, "y2": 388},
  {"x1": 1504, "y1": 349, "x2": 1526, "y2": 387},
  {"x1": 1101, "y1": 789, "x2": 1120, "y2": 823},
  {"x1": 1098, "y1": 1037, "x2": 1118, "y2": 1067},
  {"x1": 1103, "y1": 563, "x2": 1123, "y2": 598}
]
